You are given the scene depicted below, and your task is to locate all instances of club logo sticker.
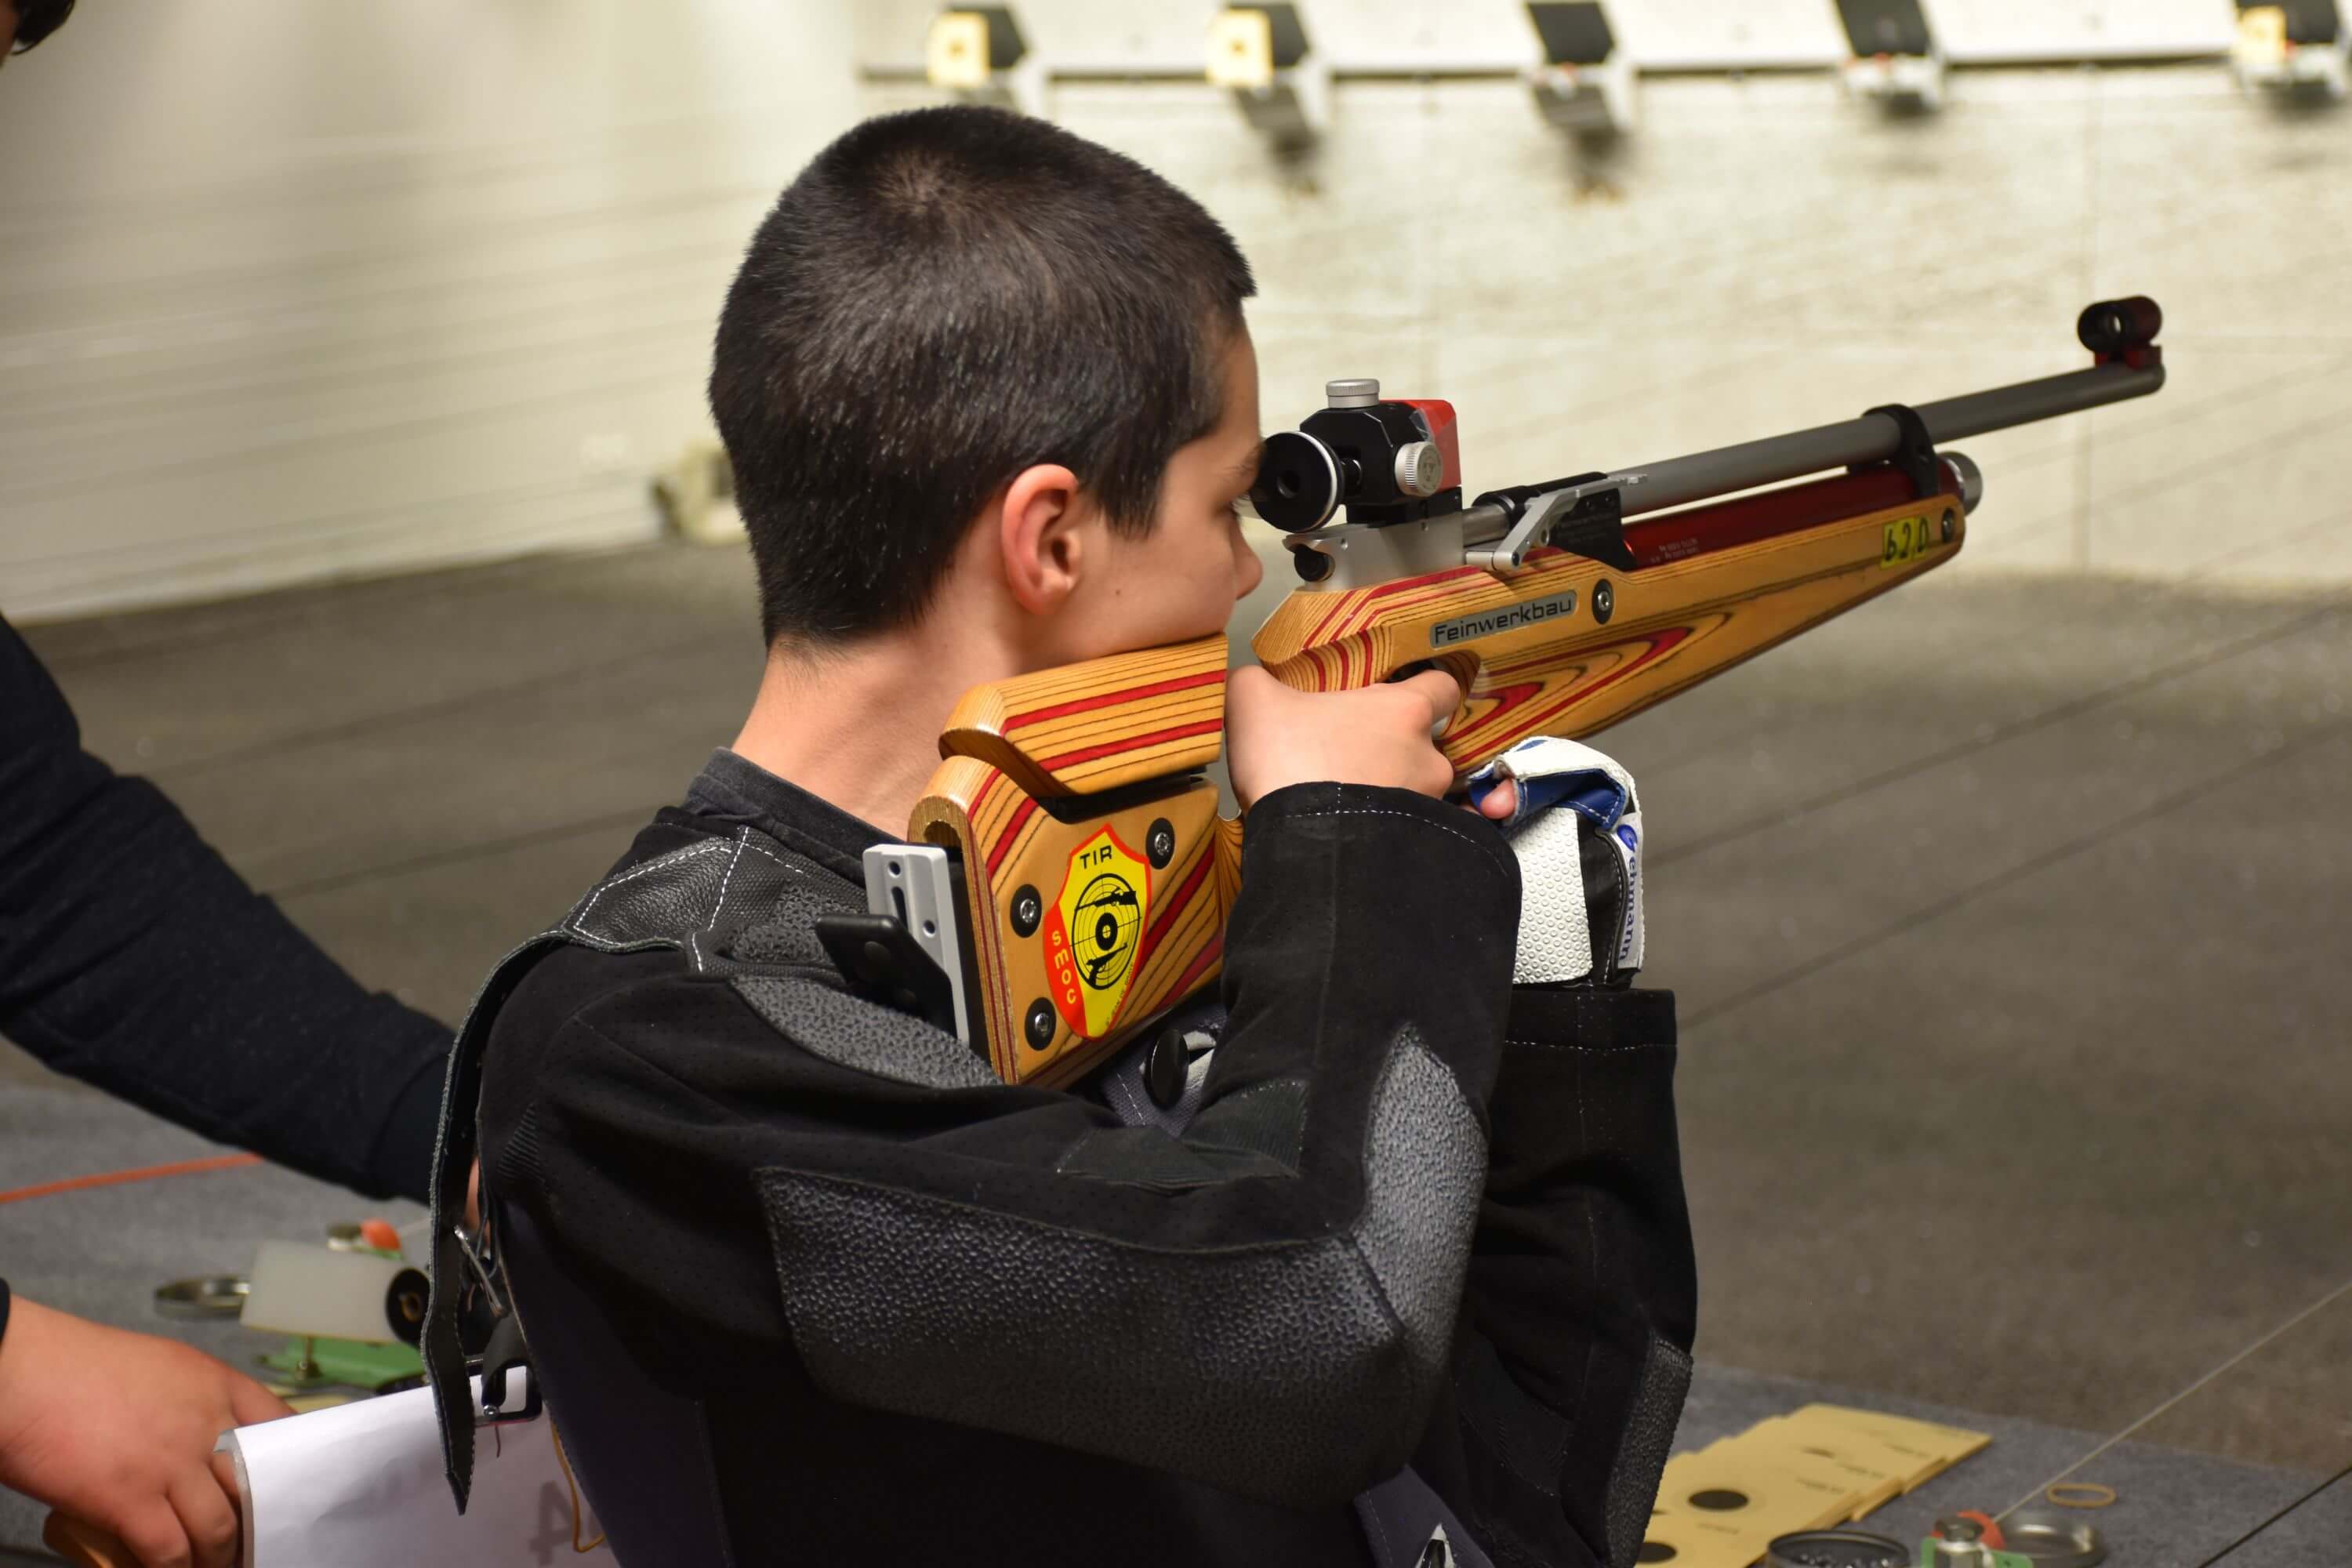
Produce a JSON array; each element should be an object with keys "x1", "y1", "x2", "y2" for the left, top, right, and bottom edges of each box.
[{"x1": 1042, "y1": 825, "x2": 1151, "y2": 1039}]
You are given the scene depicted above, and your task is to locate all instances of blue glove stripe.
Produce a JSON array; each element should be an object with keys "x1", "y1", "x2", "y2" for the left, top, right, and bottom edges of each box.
[{"x1": 1465, "y1": 758, "x2": 1631, "y2": 833}]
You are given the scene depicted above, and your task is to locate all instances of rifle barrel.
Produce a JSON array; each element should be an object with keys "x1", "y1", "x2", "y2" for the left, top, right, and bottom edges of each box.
[
  {"x1": 1507, "y1": 359, "x2": 2165, "y2": 528},
  {"x1": 1914, "y1": 362, "x2": 2165, "y2": 443}
]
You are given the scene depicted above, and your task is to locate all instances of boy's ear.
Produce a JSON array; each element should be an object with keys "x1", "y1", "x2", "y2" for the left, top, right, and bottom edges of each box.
[{"x1": 996, "y1": 463, "x2": 1089, "y2": 616}]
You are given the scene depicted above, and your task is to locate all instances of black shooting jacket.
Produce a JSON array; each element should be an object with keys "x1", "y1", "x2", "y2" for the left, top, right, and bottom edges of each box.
[{"x1": 442, "y1": 750, "x2": 1697, "y2": 1568}]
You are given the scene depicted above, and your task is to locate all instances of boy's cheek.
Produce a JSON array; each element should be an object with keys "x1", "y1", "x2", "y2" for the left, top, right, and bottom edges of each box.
[{"x1": 1095, "y1": 523, "x2": 1249, "y2": 647}]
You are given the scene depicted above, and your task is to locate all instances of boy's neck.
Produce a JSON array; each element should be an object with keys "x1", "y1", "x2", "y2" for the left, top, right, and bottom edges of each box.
[{"x1": 730, "y1": 631, "x2": 1011, "y2": 838}]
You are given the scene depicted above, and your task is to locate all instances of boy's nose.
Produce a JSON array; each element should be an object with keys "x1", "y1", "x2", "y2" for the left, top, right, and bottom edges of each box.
[{"x1": 1233, "y1": 534, "x2": 1266, "y2": 599}]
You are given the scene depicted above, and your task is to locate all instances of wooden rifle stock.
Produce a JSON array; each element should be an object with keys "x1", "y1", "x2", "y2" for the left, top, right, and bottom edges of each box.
[{"x1": 902, "y1": 300, "x2": 2166, "y2": 1087}]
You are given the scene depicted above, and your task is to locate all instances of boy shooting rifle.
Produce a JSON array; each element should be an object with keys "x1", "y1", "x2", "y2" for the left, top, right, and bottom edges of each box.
[{"x1": 423, "y1": 105, "x2": 1697, "y2": 1568}]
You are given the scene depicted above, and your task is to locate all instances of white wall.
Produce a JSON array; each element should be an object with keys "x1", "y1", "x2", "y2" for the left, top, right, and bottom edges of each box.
[
  {"x1": 8, "y1": 3, "x2": 2346, "y2": 616},
  {"x1": 849, "y1": 2, "x2": 2350, "y2": 589},
  {"x1": 853, "y1": 0, "x2": 2240, "y2": 74},
  {"x1": 0, "y1": 1, "x2": 858, "y2": 621}
]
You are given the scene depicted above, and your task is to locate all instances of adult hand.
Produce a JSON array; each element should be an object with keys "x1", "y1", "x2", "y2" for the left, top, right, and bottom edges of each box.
[
  {"x1": 1225, "y1": 666, "x2": 1462, "y2": 810},
  {"x1": 0, "y1": 1298, "x2": 291, "y2": 1568}
]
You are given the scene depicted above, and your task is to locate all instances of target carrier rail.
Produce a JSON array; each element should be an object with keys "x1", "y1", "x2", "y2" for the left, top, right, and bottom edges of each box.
[{"x1": 818, "y1": 298, "x2": 2167, "y2": 1087}]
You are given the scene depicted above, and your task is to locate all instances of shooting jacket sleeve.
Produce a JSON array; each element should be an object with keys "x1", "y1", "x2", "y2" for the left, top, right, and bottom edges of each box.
[
  {"x1": 1412, "y1": 984, "x2": 1698, "y2": 1568},
  {"x1": 0, "y1": 615, "x2": 452, "y2": 1203},
  {"x1": 478, "y1": 782, "x2": 1521, "y2": 1509}
]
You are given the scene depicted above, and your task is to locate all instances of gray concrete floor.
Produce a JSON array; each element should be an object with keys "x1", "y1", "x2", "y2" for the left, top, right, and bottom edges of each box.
[{"x1": 6, "y1": 541, "x2": 2350, "y2": 1515}]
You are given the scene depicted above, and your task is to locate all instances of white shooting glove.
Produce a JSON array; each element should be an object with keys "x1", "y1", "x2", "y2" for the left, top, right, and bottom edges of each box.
[{"x1": 1464, "y1": 736, "x2": 1645, "y2": 987}]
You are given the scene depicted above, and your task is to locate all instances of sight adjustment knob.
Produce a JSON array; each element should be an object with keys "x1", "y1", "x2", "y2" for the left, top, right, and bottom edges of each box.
[
  {"x1": 1324, "y1": 377, "x2": 1381, "y2": 408},
  {"x1": 1394, "y1": 441, "x2": 1444, "y2": 498}
]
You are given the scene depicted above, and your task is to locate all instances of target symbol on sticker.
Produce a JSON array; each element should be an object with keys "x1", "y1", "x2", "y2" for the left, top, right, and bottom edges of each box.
[{"x1": 1041, "y1": 825, "x2": 1153, "y2": 1039}]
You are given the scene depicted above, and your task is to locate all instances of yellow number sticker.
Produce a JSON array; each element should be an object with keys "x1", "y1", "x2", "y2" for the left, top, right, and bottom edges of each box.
[{"x1": 1881, "y1": 514, "x2": 1933, "y2": 568}]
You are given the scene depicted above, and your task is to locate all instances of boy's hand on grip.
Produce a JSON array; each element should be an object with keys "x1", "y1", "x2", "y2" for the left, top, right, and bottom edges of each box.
[{"x1": 1225, "y1": 666, "x2": 1461, "y2": 810}]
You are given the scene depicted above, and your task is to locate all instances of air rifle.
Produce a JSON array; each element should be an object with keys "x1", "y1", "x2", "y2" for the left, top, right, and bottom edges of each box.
[{"x1": 822, "y1": 298, "x2": 2167, "y2": 1088}]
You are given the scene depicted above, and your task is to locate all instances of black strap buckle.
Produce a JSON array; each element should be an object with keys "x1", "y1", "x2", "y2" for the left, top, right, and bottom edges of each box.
[{"x1": 474, "y1": 1311, "x2": 542, "y2": 1427}]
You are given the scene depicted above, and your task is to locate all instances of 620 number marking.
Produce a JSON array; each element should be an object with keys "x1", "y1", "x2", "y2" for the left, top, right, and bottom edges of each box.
[{"x1": 1881, "y1": 514, "x2": 1935, "y2": 568}]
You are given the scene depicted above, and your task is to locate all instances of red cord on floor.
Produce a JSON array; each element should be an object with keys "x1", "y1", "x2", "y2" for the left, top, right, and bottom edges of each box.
[{"x1": 0, "y1": 1151, "x2": 263, "y2": 1206}]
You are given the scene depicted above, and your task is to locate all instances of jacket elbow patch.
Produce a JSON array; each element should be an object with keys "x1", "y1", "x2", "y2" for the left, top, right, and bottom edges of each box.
[
  {"x1": 1603, "y1": 1333, "x2": 1694, "y2": 1568},
  {"x1": 754, "y1": 1032, "x2": 1487, "y2": 1504},
  {"x1": 756, "y1": 1174, "x2": 1413, "y2": 1501},
  {"x1": 1353, "y1": 1031, "x2": 1488, "y2": 1374}
]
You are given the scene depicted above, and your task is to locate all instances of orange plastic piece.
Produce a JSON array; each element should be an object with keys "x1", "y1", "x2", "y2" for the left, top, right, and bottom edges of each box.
[
  {"x1": 358, "y1": 1217, "x2": 404, "y2": 1254},
  {"x1": 1955, "y1": 1509, "x2": 2005, "y2": 1549}
]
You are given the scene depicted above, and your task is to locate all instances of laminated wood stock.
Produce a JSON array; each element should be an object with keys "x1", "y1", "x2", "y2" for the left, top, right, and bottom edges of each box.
[
  {"x1": 913, "y1": 468, "x2": 1965, "y2": 1087},
  {"x1": 1256, "y1": 470, "x2": 1963, "y2": 764}
]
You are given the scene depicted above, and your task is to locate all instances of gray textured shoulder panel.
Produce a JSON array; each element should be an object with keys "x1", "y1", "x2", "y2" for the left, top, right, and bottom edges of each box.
[
  {"x1": 566, "y1": 839, "x2": 737, "y2": 949},
  {"x1": 560, "y1": 828, "x2": 857, "y2": 976},
  {"x1": 560, "y1": 830, "x2": 987, "y2": 1091},
  {"x1": 755, "y1": 1028, "x2": 1486, "y2": 1504},
  {"x1": 732, "y1": 974, "x2": 997, "y2": 1091}
]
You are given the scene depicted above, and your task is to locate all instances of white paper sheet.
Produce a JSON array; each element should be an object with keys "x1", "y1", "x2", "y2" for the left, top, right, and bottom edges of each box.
[{"x1": 224, "y1": 1377, "x2": 609, "y2": 1568}]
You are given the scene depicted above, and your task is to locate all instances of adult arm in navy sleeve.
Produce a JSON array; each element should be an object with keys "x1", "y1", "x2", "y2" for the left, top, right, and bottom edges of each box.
[{"x1": 0, "y1": 612, "x2": 450, "y2": 1202}]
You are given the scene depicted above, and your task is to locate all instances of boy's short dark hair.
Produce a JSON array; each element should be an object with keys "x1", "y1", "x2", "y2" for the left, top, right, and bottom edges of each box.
[{"x1": 711, "y1": 106, "x2": 1258, "y2": 646}]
